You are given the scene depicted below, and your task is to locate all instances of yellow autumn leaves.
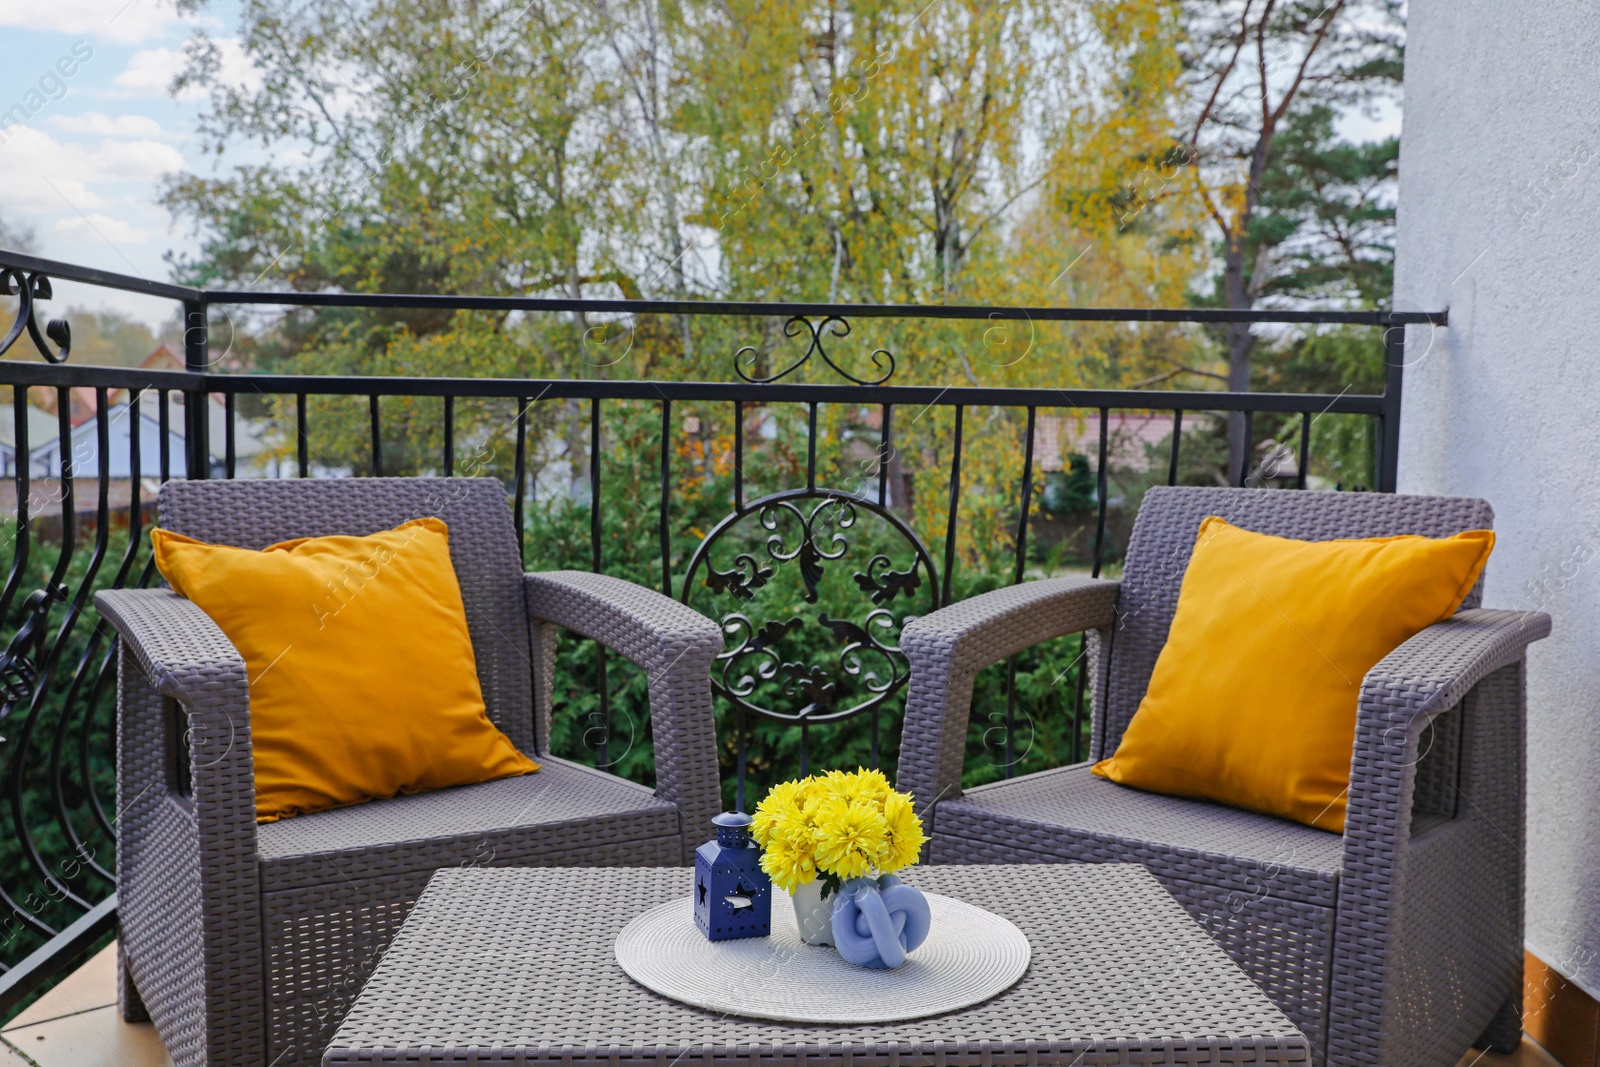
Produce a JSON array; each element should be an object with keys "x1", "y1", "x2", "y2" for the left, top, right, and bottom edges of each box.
[{"x1": 750, "y1": 768, "x2": 927, "y2": 891}]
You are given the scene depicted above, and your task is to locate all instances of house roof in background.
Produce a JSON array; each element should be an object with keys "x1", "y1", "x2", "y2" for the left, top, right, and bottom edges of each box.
[{"x1": 0, "y1": 405, "x2": 63, "y2": 454}]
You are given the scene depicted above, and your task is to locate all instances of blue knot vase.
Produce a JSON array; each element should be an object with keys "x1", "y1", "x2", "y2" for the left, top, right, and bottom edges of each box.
[{"x1": 830, "y1": 874, "x2": 932, "y2": 969}]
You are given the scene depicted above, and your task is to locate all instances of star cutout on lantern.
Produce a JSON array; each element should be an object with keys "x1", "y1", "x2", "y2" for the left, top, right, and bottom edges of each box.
[{"x1": 698, "y1": 880, "x2": 707, "y2": 905}]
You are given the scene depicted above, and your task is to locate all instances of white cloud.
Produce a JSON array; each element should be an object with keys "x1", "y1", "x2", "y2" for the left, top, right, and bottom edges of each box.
[
  {"x1": 0, "y1": 125, "x2": 186, "y2": 214},
  {"x1": 114, "y1": 37, "x2": 257, "y2": 100},
  {"x1": 52, "y1": 213, "x2": 153, "y2": 243},
  {"x1": 48, "y1": 111, "x2": 168, "y2": 138},
  {"x1": 0, "y1": 0, "x2": 188, "y2": 45}
]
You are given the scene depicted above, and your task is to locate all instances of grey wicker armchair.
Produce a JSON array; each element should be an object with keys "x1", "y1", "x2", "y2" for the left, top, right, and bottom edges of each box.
[
  {"x1": 94, "y1": 477, "x2": 724, "y2": 1067},
  {"x1": 898, "y1": 486, "x2": 1550, "y2": 1067}
]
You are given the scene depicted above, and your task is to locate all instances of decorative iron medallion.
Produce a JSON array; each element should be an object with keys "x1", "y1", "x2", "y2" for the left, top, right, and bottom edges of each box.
[
  {"x1": 681, "y1": 489, "x2": 938, "y2": 725},
  {"x1": 734, "y1": 315, "x2": 894, "y2": 386}
]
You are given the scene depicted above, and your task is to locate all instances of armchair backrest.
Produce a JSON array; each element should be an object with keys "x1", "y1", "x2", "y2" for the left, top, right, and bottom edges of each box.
[
  {"x1": 155, "y1": 477, "x2": 535, "y2": 753},
  {"x1": 1094, "y1": 486, "x2": 1494, "y2": 760}
]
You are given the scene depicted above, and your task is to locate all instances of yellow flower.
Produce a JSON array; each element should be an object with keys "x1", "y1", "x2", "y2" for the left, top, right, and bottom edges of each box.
[
  {"x1": 752, "y1": 778, "x2": 809, "y2": 847},
  {"x1": 816, "y1": 767, "x2": 892, "y2": 808},
  {"x1": 846, "y1": 767, "x2": 894, "y2": 805},
  {"x1": 813, "y1": 769, "x2": 849, "y2": 800},
  {"x1": 879, "y1": 791, "x2": 926, "y2": 873},
  {"x1": 759, "y1": 832, "x2": 816, "y2": 892},
  {"x1": 812, "y1": 798, "x2": 889, "y2": 881}
]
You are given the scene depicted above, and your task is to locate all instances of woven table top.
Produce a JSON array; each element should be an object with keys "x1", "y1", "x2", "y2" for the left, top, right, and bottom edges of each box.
[{"x1": 323, "y1": 865, "x2": 1311, "y2": 1066}]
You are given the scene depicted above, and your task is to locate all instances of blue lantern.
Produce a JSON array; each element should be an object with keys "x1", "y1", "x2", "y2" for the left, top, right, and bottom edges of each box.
[{"x1": 693, "y1": 811, "x2": 771, "y2": 941}]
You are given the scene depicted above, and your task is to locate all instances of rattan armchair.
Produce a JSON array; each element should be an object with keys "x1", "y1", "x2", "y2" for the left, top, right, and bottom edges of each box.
[
  {"x1": 95, "y1": 477, "x2": 723, "y2": 1067},
  {"x1": 897, "y1": 486, "x2": 1550, "y2": 1067}
]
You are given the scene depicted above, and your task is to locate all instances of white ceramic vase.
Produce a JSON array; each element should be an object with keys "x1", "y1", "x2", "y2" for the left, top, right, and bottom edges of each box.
[{"x1": 789, "y1": 879, "x2": 835, "y2": 946}]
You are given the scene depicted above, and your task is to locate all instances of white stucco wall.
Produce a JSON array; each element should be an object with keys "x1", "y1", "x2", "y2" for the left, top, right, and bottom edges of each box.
[{"x1": 1396, "y1": 2, "x2": 1600, "y2": 995}]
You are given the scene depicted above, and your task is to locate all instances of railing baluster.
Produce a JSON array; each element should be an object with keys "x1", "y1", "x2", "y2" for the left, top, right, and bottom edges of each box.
[
  {"x1": 443, "y1": 395, "x2": 454, "y2": 476},
  {"x1": 1092, "y1": 408, "x2": 1109, "y2": 579},
  {"x1": 594, "y1": 643, "x2": 610, "y2": 772},
  {"x1": 590, "y1": 398, "x2": 602, "y2": 573},
  {"x1": 806, "y1": 402, "x2": 818, "y2": 491},
  {"x1": 1002, "y1": 407, "x2": 1037, "y2": 779},
  {"x1": 81, "y1": 387, "x2": 145, "y2": 843},
  {"x1": 369, "y1": 395, "x2": 381, "y2": 477},
  {"x1": 878, "y1": 404, "x2": 892, "y2": 508},
  {"x1": 225, "y1": 392, "x2": 237, "y2": 479},
  {"x1": 0, "y1": 390, "x2": 32, "y2": 622},
  {"x1": 941, "y1": 406, "x2": 964, "y2": 605},
  {"x1": 589, "y1": 398, "x2": 610, "y2": 774},
  {"x1": 158, "y1": 390, "x2": 171, "y2": 482},
  {"x1": 1077, "y1": 406, "x2": 1104, "y2": 759},
  {"x1": 1014, "y1": 408, "x2": 1036, "y2": 585},
  {"x1": 1236, "y1": 409, "x2": 1253, "y2": 487},
  {"x1": 183, "y1": 300, "x2": 210, "y2": 477},
  {"x1": 1072, "y1": 633, "x2": 1089, "y2": 764},
  {"x1": 1378, "y1": 318, "x2": 1404, "y2": 492},
  {"x1": 733, "y1": 400, "x2": 743, "y2": 511},
  {"x1": 183, "y1": 388, "x2": 205, "y2": 480},
  {"x1": 1167, "y1": 410, "x2": 1183, "y2": 486},
  {"x1": 295, "y1": 393, "x2": 308, "y2": 477},
  {"x1": 514, "y1": 397, "x2": 529, "y2": 559},
  {"x1": 1297, "y1": 410, "x2": 1312, "y2": 490},
  {"x1": 125, "y1": 389, "x2": 143, "y2": 557},
  {"x1": 659, "y1": 400, "x2": 672, "y2": 598},
  {"x1": 50, "y1": 392, "x2": 116, "y2": 884}
]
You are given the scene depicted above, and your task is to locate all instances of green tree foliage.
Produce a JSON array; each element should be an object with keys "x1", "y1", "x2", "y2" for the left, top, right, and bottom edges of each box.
[
  {"x1": 140, "y1": 0, "x2": 1398, "y2": 801},
  {"x1": 1172, "y1": 0, "x2": 1403, "y2": 474}
]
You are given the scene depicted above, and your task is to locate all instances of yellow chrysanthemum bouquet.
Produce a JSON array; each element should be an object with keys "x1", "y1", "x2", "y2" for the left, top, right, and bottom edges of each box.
[
  {"x1": 751, "y1": 769, "x2": 932, "y2": 966},
  {"x1": 752, "y1": 768, "x2": 925, "y2": 892}
]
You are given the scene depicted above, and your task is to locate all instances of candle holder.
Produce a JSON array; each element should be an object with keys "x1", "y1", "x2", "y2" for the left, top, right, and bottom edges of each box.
[{"x1": 693, "y1": 811, "x2": 772, "y2": 941}]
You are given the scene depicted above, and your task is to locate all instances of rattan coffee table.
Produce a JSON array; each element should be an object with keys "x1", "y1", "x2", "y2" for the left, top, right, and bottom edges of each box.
[{"x1": 323, "y1": 865, "x2": 1310, "y2": 1066}]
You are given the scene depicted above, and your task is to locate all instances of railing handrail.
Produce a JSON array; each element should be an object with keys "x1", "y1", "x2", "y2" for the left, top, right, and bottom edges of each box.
[
  {"x1": 0, "y1": 359, "x2": 1388, "y2": 416},
  {"x1": 0, "y1": 247, "x2": 1447, "y2": 327}
]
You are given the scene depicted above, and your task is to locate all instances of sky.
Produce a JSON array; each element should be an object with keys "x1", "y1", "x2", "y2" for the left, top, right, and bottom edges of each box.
[
  {"x1": 0, "y1": 1, "x2": 1406, "y2": 335},
  {"x1": 0, "y1": 0, "x2": 251, "y2": 330}
]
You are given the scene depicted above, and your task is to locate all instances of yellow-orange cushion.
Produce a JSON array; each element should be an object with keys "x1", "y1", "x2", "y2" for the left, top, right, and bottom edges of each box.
[
  {"x1": 152, "y1": 518, "x2": 538, "y2": 822},
  {"x1": 1092, "y1": 516, "x2": 1493, "y2": 832}
]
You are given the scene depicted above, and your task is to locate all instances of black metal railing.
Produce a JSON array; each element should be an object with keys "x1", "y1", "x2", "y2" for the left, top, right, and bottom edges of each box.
[{"x1": 0, "y1": 247, "x2": 1443, "y2": 1016}]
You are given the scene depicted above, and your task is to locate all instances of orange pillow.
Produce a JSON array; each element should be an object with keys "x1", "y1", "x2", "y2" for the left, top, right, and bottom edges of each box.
[
  {"x1": 1093, "y1": 516, "x2": 1493, "y2": 832},
  {"x1": 151, "y1": 518, "x2": 538, "y2": 821}
]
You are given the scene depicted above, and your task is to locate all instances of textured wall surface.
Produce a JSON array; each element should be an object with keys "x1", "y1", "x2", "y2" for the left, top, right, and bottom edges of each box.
[{"x1": 1395, "y1": 1, "x2": 1600, "y2": 995}]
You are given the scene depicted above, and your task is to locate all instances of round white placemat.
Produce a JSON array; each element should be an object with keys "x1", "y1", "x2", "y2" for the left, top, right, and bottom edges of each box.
[{"x1": 614, "y1": 888, "x2": 1031, "y2": 1024}]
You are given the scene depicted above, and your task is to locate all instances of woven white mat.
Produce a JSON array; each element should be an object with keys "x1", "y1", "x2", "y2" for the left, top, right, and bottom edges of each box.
[{"x1": 614, "y1": 888, "x2": 1031, "y2": 1024}]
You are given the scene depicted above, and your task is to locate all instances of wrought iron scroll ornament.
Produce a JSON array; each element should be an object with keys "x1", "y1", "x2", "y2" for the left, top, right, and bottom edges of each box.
[
  {"x1": 0, "y1": 269, "x2": 72, "y2": 363},
  {"x1": 0, "y1": 584, "x2": 70, "y2": 732},
  {"x1": 734, "y1": 315, "x2": 894, "y2": 386},
  {"x1": 683, "y1": 489, "x2": 937, "y2": 724}
]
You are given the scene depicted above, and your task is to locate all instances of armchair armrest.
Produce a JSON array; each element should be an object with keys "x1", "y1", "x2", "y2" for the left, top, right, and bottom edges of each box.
[
  {"x1": 524, "y1": 571, "x2": 723, "y2": 859},
  {"x1": 897, "y1": 577, "x2": 1121, "y2": 826},
  {"x1": 1346, "y1": 607, "x2": 1551, "y2": 845},
  {"x1": 95, "y1": 588, "x2": 248, "y2": 706},
  {"x1": 93, "y1": 588, "x2": 255, "y2": 807},
  {"x1": 93, "y1": 588, "x2": 264, "y2": 1063},
  {"x1": 1330, "y1": 608, "x2": 1551, "y2": 1062},
  {"x1": 1357, "y1": 608, "x2": 1551, "y2": 730}
]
